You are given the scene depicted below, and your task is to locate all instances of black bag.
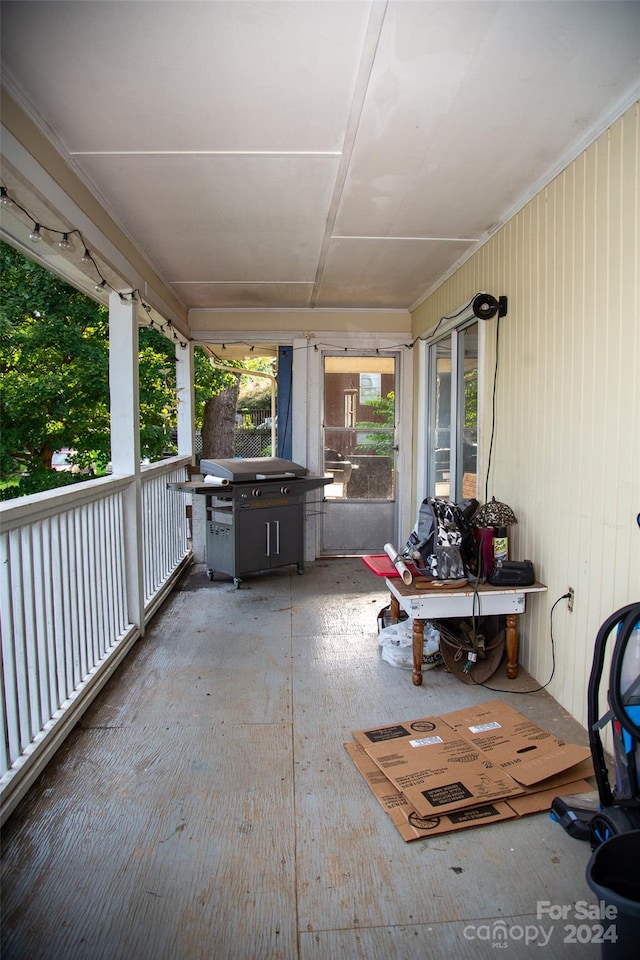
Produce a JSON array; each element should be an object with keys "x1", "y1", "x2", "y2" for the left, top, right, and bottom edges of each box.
[{"x1": 404, "y1": 497, "x2": 478, "y2": 580}]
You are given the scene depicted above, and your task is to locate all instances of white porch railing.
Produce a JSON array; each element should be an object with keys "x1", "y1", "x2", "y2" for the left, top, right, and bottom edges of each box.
[
  {"x1": 0, "y1": 456, "x2": 191, "y2": 823},
  {"x1": 141, "y1": 459, "x2": 192, "y2": 612}
]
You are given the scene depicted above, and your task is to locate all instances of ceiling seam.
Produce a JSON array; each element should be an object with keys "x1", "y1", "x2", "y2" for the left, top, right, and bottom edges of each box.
[
  {"x1": 69, "y1": 151, "x2": 342, "y2": 158},
  {"x1": 309, "y1": 0, "x2": 389, "y2": 309},
  {"x1": 333, "y1": 235, "x2": 480, "y2": 242}
]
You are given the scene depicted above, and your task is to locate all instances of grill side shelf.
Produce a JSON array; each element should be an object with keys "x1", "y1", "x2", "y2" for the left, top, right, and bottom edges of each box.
[{"x1": 168, "y1": 480, "x2": 230, "y2": 495}]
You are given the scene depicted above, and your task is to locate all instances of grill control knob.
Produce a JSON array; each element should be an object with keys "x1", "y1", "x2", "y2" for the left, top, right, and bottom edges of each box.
[
  {"x1": 252, "y1": 487, "x2": 262, "y2": 497},
  {"x1": 281, "y1": 485, "x2": 292, "y2": 495}
]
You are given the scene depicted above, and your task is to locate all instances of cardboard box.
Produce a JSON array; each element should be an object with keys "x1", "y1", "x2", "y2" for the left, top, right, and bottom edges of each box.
[
  {"x1": 508, "y1": 757, "x2": 595, "y2": 806},
  {"x1": 350, "y1": 700, "x2": 594, "y2": 829},
  {"x1": 441, "y1": 700, "x2": 592, "y2": 787},
  {"x1": 507, "y1": 779, "x2": 594, "y2": 817},
  {"x1": 344, "y1": 741, "x2": 516, "y2": 842},
  {"x1": 345, "y1": 742, "x2": 592, "y2": 841},
  {"x1": 352, "y1": 715, "x2": 526, "y2": 818}
]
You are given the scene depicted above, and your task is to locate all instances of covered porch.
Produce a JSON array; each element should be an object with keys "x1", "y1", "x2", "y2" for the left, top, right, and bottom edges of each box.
[
  {"x1": 1, "y1": 558, "x2": 599, "y2": 960},
  {"x1": 1, "y1": 8, "x2": 638, "y2": 953}
]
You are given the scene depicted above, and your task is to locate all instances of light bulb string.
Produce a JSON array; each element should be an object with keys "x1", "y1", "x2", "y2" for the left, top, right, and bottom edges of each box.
[
  {"x1": 0, "y1": 184, "x2": 489, "y2": 357},
  {"x1": 1, "y1": 183, "x2": 188, "y2": 347},
  {"x1": 0, "y1": 186, "x2": 431, "y2": 356}
]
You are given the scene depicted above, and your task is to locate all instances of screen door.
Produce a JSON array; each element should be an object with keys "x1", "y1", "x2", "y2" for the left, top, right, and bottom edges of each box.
[{"x1": 320, "y1": 353, "x2": 397, "y2": 554}]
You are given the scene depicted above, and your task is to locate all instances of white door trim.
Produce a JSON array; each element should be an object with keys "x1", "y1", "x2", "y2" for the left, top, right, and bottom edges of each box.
[{"x1": 298, "y1": 334, "x2": 413, "y2": 556}]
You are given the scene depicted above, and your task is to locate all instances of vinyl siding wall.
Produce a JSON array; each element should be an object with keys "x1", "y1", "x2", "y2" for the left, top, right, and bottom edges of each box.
[{"x1": 411, "y1": 102, "x2": 639, "y2": 729}]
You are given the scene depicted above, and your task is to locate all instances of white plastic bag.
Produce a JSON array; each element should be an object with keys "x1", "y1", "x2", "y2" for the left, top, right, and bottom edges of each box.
[{"x1": 378, "y1": 619, "x2": 442, "y2": 670}]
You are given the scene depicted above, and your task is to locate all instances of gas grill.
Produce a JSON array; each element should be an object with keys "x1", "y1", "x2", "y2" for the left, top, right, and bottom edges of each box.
[{"x1": 175, "y1": 457, "x2": 331, "y2": 587}]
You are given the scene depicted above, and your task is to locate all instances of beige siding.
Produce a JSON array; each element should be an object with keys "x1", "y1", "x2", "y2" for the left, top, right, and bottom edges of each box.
[{"x1": 412, "y1": 102, "x2": 640, "y2": 729}]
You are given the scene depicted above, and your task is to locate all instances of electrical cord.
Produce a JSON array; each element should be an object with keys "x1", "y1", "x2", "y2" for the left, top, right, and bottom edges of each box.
[
  {"x1": 205, "y1": 292, "x2": 496, "y2": 358},
  {"x1": 484, "y1": 313, "x2": 501, "y2": 504},
  {"x1": 464, "y1": 537, "x2": 484, "y2": 673},
  {"x1": 470, "y1": 591, "x2": 570, "y2": 694},
  {"x1": 421, "y1": 295, "x2": 477, "y2": 343}
]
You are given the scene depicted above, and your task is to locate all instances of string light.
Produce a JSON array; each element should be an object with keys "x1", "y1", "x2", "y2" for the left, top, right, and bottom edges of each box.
[
  {"x1": 0, "y1": 182, "x2": 191, "y2": 345},
  {"x1": 197, "y1": 337, "x2": 415, "y2": 356},
  {"x1": 0, "y1": 184, "x2": 427, "y2": 356}
]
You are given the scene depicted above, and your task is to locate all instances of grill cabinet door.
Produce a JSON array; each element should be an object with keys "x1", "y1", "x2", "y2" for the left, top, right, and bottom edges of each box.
[{"x1": 237, "y1": 503, "x2": 301, "y2": 573}]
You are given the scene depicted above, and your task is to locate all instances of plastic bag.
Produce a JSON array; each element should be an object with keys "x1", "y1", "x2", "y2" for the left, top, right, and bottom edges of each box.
[{"x1": 378, "y1": 619, "x2": 442, "y2": 670}]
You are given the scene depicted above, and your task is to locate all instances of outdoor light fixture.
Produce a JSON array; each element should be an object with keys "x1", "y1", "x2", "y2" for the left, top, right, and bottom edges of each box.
[{"x1": 29, "y1": 222, "x2": 42, "y2": 243}]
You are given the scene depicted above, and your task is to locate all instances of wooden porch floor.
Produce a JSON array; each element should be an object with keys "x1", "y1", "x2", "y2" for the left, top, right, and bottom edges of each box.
[{"x1": 2, "y1": 559, "x2": 600, "y2": 959}]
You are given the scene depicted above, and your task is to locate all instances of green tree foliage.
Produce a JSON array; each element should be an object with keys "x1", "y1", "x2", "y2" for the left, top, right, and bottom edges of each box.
[
  {"x1": 355, "y1": 392, "x2": 395, "y2": 456},
  {"x1": 464, "y1": 368, "x2": 477, "y2": 431},
  {"x1": 237, "y1": 356, "x2": 276, "y2": 411},
  {"x1": 194, "y1": 351, "x2": 237, "y2": 427},
  {"x1": 1, "y1": 242, "x2": 111, "y2": 495},
  {"x1": 0, "y1": 241, "x2": 229, "y2": 499}
]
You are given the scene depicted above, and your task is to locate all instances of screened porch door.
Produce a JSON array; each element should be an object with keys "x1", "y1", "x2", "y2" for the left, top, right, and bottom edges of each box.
[{"x1": 320, "y1": 353, "x2": 397, "y2": 555}]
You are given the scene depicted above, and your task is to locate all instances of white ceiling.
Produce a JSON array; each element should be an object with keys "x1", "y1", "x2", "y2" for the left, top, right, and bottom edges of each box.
[{"x1": 1, "y1": 0, "x2": 639, "y2": 313}]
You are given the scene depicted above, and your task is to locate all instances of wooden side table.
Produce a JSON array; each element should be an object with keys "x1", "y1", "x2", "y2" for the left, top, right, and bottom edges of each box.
[{"x1": 385, "y1": 578, "x2": 547, "y2": 686}]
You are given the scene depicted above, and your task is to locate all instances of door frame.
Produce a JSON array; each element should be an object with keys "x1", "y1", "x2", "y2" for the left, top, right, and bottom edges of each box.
[{"x1": 296, "y1": 334, "x2": 413, "y2": 557}]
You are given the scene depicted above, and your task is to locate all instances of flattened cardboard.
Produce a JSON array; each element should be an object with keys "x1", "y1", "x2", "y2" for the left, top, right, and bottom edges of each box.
[
  {"x1": 352, "y1": 715, "x2": 525, "y2": 818},
  {"x1": 351, "y1": 701, "x2": 594, "y2": 825},
  {"x1": 514, "y1": 757, "x2": 594, "y2": 800},
  {"x1": 345, "y1": 741, "x2": 594, "y2": 840},
  {"x1": 507, "y1": 779, "x2": 594, "y2": 817},
  {"x1": 344, "y1": 741, "x2": 516, "y2": 841},
  {"x1": 441, "y1": 700, "x2": 592, "y2": 787}
]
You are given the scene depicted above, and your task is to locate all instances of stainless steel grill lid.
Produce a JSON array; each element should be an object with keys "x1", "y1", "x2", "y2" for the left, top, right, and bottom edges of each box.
[{"x1": 199, "y1": 457, "x2": 308, "y2": 482}]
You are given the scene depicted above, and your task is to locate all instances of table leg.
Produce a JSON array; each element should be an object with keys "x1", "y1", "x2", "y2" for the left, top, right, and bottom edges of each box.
[
  {"x1": 389, "y1": 593, "x2": 400, "y2": 624},
  {"x1": 505, "y1": 613, "x2": 519, "y2": 679},
  {"x1": 412, "y1": 617, "x2": 424, "y2": 686}
]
